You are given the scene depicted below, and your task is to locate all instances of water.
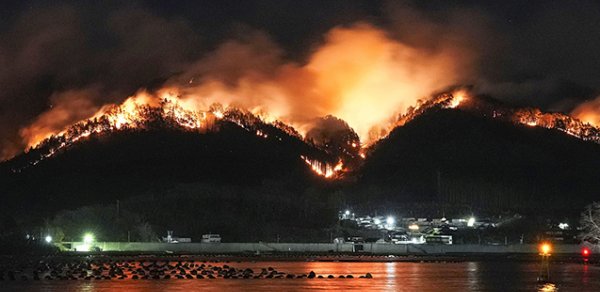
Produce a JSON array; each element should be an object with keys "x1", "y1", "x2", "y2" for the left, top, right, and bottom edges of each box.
[{"x1": 2, "y1": 261, "x2": 599, "y2": 291}]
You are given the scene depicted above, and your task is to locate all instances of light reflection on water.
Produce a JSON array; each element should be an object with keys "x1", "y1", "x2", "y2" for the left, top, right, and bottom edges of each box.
[
  {"x1": 538, "y1": 283, "x2": 557, "y2": 292},
  {"x1": 2, "y1": 261, "x2": 599, "y2": 291}
]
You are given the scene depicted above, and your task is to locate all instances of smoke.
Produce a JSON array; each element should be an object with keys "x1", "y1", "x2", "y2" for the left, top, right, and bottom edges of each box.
[
  {"x1": 6, "y1": 1, "x2": 600, "y2": 160},
  {"x1": 306, "y1": 115, "x2": 360, "y2": 159},
  {"x1": 165, "y1": 23, "x2": 470, "y2": 144},
  {"x1": 19, "y1": 87, "x2": 102, "y2": 149},
  {"x1": 1, "y1": 4, "x2": 474, "y2": 159},
  {"x1": 0, "y1": 3, "x2": 199, "y2": 160}
]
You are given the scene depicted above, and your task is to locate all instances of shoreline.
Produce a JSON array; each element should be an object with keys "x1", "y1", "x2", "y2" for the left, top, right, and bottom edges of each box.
[{"x1": 1, "y1": 252, "x2": 596, "y2": 265}]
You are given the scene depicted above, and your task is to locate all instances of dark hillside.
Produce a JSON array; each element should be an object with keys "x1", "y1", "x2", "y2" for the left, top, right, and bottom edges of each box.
[{"x1": 355, "y1": 108, "x2": 600, "y2": 213}]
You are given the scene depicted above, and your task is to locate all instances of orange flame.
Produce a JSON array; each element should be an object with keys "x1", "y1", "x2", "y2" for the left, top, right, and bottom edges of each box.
[
  {"x1": 300, "y1": 155, "x2": 344, "y2": 179},
  {"x1": 571, "y1": 96, "x2": 600, "y2": 128}
]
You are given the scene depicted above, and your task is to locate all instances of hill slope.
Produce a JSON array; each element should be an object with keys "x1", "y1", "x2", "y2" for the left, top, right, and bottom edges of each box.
[
  {"x1": 0, "y1": 118, "x2": 337, "y2": 217},
  {"x1": 355, "y1": 107, "x2": 600, "y2": 212}
]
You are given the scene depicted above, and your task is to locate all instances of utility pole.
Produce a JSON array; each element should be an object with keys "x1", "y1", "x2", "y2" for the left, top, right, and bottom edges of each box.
[
  {"x1": 437, "y1": 170, "x2": 442, "y2": 202},
  {"x1": 437, "y1": 169, "x2": 445, "y2": 217}
]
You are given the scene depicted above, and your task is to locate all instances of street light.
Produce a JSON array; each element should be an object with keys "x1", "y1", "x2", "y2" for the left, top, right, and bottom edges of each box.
[
  {"x1": 345, "y1": 210, "x2": 350, "y2": 216},
  {"x1": 539, "y1": 243, "x2": 552, "y2": 256},
  {"x1": 385, "y1": 216, "x2": 396, "y2": 230},
  {"x1": 83, "y1": 233, "x2": 94, "y2": 244},
  {"x1": 538, "y1": 242, "x2": 552, "y2": 283},
  {"x1": 45, "y1": 235, "x2": 52, "y2": 243},
  {"x1": 467, "y1": 217, "x2": 476, "y2": 227},
  {"x1": 386, "y1": 216, "x2": 395, "y2": 226}
]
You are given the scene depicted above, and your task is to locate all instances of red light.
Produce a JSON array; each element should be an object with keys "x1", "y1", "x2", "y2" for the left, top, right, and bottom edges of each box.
[{"x1": 582, "y1": 248, "x2": 591, "y2": 256}]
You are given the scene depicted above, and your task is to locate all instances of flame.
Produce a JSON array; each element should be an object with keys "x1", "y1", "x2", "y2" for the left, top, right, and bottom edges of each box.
[
  {"x1": 571, "y1": 96, "x2": 600, "y2": 127},
  {"x1": 359, "y1": 89, "x2": 470, "y2": 147},
  {"x1": 19, "y1": 91, "x2": 215, "y2": 166},
  {"x1": 300, "y1": 155, "x2": 344, "y2": 179},
  {"x1": 12, "y1": 85, "x2": 600, "y2": 176},
  {"x1": 525, "y1": 121, "x2": 537, "y2": 127},
  {"x1": 445, "y1": 90, "x2": 467, "y2": 109},
  {"x1": 16, "y1": 89, "x2": 350, "y2": 177}
]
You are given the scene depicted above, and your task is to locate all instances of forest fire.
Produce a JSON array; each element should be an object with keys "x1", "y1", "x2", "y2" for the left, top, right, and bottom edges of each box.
[
  {"x1": 14, "y1": 89, "x2": 347, "y2": 177},
  {"x1": 11, "y1": 23, "x2": 467, "y2": 162},
  {"x1": 13, "y1": 86, "x2": 600, "y2": 177},
  {"x1": 360, "y1": 89, "x2": 470, "y2": 146},
  {"x1": 300, "y1": 155, "x2": 344, "y2": 178},
  {"x1": 512, "y1": 108, "x2": 600, "y2": 142}
]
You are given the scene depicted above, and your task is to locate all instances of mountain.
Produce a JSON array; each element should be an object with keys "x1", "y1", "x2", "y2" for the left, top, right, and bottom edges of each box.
[
  {"x1": 355, "y1": 105, "x2": 600, "y2": 213},
  {"x1": 1, "y1": 91, "x2": 600, "y2": 241},
  {"x1": 0, "y1": 110, "x2": 341, "y2": 217}
]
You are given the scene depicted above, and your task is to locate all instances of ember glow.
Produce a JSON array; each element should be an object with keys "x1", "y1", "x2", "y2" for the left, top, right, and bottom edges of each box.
[
  {"x1": 301, "y1": 155, "x2": 344, "y2": 178},
  {"x1": 445, "y1": 90, "x2": 467, "y2": 109},
  {"x1": 366, "y1": 89, "x2": 471, "y2": 144},
  {"x1": 571, "y1": 96, "x2": 600, "y2": 128},
  {"x1": 512, "y1": 108, "x2": 600, "y2": 142},
  {"x1": 13, "y1": 91, "x2": 215, "y2": 170}
]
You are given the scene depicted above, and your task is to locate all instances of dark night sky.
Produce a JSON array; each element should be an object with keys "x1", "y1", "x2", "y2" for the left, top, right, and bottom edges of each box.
[{"x1": 1, "y1": 0, "x2": 600, "y2": 158}]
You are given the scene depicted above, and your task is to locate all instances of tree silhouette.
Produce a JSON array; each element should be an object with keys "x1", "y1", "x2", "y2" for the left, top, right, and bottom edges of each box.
[{"x1": 581, "y1": 202, "x2": 600, "y2": 243}]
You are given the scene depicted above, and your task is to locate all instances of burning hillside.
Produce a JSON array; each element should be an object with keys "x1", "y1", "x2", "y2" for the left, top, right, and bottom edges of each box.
[
  {"x1": 9, "y1": 23, "x2": 470, "y2": 161},
  {"x1": 450, "y1": 92, "x2": 600, "y2": 143},
  {"x1": 8, "y1": 87, "x2": 600, "y2": 179},
  {"x1": 11, "y1": 90, "x2": 349, "y2": 178},
  {"x1": 374, "y1": 90, "x2": 600, "y2": 147}
]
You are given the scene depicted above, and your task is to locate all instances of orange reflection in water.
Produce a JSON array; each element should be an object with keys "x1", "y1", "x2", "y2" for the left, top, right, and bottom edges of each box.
[{"x1": 3, "y1": 260, "x2": 600, "y2": 291}]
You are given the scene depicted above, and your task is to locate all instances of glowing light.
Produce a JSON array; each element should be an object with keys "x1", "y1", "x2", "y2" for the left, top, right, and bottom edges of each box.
[
  {"x1": 300, "y1": 155, "x2": 344, "y2": 178},
  {"x1": 45, "y1": 235, "x2": 52, "y2": 243},
  {"x1": 571, "y1": 97, "x2": 600, "y2": 127},
  {"x1": 582, "y1": 247, "x2": 591, "y2": 257},
  {"x1": 446, "y1": 91, "x2": 467, "y2": 109},
  {"x1": 83, "y1": 233, "x2": 94, "y2": 244},
  {"x1": 408, "y1": 224, "x2": 419, "y2": 231},
  {"x1": 386, "y1": 216, "x2": 396, "y2": 230},
  {"x1": 467, "y1": 217, "x2": 475, "y2": 227},
  {"x1": 526, "y1": 121, "x2": 537, "y2": 127},
  {"x1": 75, "y1": 244, "x2": 90, "y2": 252},
  {"x1": 213, "y1": 110, "x2": 224, "y2": 119},
  {"x1": 558, "y1": 223, "x2": 569, "y2": 230},
  {"x1": 539, "y1": 243, "x2": 552, "y2": 255},
  {"x1": 386, "y1": 216, "x2": 395, "y2": 226}
]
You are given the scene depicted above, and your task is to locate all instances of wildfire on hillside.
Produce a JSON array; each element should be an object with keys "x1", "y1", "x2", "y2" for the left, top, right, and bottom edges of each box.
[
  {"x1": 13, "y1": 87, "x2": 600, "y2": 178},
  {"x1": 512, "y1": 108, "x2": 600, "y2": 142},
  {"x1": 14, "y1": 89, "x2": 349, "y2": 178},
  {"x1": 16, "y1": 24, "x2": 467, "y2": 160},
  {"x1": 300, "y1": 155, "x2": 344, "y2": 179}
]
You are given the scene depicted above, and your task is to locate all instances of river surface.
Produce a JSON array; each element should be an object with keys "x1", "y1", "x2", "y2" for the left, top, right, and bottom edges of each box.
[{"x1": 1, "y1": 261, "x2": 599, "y2": 291}]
